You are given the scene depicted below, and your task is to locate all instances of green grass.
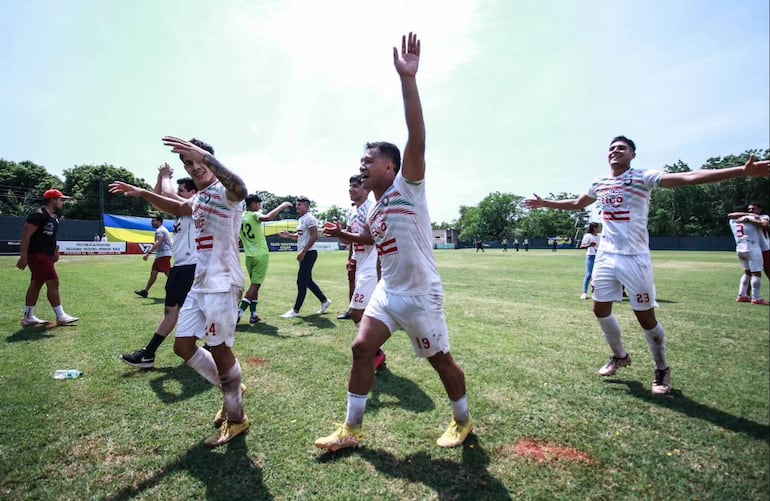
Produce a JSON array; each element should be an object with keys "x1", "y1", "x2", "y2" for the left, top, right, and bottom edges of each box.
[{"x1": 0, "y1": 249, "x2": 768, "y2": 500}]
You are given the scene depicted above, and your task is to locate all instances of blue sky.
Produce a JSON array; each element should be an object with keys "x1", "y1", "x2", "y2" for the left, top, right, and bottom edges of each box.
[{"x1": 1, "y1": 0, "x2": 767, "y2": 223}]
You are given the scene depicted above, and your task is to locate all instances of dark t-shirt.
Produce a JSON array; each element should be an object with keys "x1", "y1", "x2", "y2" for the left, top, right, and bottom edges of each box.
[{"x1": 26, "y1": 208, "x2": 59, "y2": 256}]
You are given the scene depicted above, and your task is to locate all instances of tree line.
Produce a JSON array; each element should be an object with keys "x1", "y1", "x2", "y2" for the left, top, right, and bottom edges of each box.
[
  {"x1": 0, "y1": 160, "x2": 347, "y2": 224},
  {"x1": 437, "y1": 149, "x2": 769, "y2": 241},
  {"x1": 2, "y1": 148, "x2": 767, "y2": 239}
]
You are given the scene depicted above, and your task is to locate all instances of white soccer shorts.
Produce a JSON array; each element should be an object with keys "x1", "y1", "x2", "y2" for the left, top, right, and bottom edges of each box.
[
  {"x1": 176, "y1": 285, "x2": 243, "y2": 347},
  {"x1": 364, "y1": 281, "x2": 450, "y2": 358}
]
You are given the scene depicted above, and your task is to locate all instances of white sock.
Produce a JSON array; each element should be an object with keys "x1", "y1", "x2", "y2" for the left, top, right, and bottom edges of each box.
[
  {"x1": 597, "y1": 314, "x2": 626, "y2": 358},
  {"x1": 24, "y1": 306, "x2": 35, "y2": 318},
  {"x1": 644, "y1": 323, "x2": 668, "y2": 370},
  {"x1": 186, "y1": 347, "x2": 221, "y2": 388},
  {"x1": 345, "y1": 392, "x2": 368, "y2": 425},
  {"x1": 450, "y1": 394, "x2": 470, "y2": 423},
  {"x1": 739, "y1": 274, "x2": 750, "y2": 297},
  {"x1": 750, "y1": 275, "x2": 762, "y2": 301},
  {"x1": 220, "y1": 360, "x2": 244, "y2": 423},
  {"x1": 53, "y1": 305, "x2": 65, "y2": 317}
]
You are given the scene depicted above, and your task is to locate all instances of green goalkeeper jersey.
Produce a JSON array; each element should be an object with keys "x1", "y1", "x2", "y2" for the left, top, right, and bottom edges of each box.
[{"x1": 240, "y1": 211, "x2": 269, "y2": 256}]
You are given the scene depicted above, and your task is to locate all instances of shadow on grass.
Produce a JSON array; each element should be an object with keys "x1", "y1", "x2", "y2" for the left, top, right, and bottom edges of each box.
[
  {"x1": 318, "y1": 435, "x2": 511, "y2": 500},
  {"x1": 301, "y1": 315, "x2": 336, "y2": 329},
  {"x1": 608, "y1": 379, "x2": 770, "y2": 443},
  {"x1": 144, "y1": 365, "x2": 214, "y2": 404},
  {"x1": 6, "y1": 327, "x2": 55, "y2": 342},
  {"x1": 236, "y1": 322, "x2": 285, "y2": 337},
  {"x1": 368, "y1": 367, "x2": 435, "y2": 414},
  {"x1": 106, "y1": 438, "x2": 271, "y2": 500}
]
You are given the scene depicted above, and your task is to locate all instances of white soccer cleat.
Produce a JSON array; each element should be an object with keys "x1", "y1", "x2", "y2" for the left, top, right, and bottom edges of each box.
[
  {"x1": 317, "y1": 300, "x2": 332, "y2": 314},
  {"x1": 280, "y1": 309, "x2": 300, "y2": 318},
  {"x1": 56, "y1": 314, "x2": 79, "y2": 326},
  {"x1": 21, "y1": 315, "x2": 48, "y2": 326}
]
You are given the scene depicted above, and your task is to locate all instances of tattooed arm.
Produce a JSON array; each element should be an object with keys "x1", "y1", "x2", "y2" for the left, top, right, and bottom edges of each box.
[{"x1": 161, "y1": 136, "x2": 247, "y2": 202}]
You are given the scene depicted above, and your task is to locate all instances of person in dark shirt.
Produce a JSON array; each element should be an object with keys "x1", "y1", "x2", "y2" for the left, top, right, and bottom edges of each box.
[{"x1": 16, "y1": 189, "x2": 79, "y2": 326}]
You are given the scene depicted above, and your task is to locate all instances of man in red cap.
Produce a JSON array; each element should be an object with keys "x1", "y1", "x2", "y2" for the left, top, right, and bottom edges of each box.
[{"x1": 16, "y1": 189, "x2": 79, "y2": 326}]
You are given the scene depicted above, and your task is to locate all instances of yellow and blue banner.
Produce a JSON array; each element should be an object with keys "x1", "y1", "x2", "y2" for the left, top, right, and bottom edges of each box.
[{"x1": 103, "y1": 214, "x2": 175, "y2": 243}]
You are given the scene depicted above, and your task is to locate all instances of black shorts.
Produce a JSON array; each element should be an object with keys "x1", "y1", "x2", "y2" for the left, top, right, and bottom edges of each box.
[{"x1": 165, "y1": 264, "x2": 196, "y2": 307}]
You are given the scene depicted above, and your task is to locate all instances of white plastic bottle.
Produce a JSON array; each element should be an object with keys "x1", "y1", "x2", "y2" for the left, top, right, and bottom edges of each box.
[{"x1": 53, "y1": 369, "x2": 83, "y2": 380}]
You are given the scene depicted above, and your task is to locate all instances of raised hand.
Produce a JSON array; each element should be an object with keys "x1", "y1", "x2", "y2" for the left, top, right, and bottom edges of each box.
[
  {"x1": 108, "y1": 181, "x2": 144, "y2": 198},
  {"x1": 522, "y1": 194, "x2": 545, "y2": 209},
  {"x1": 162, "y1": 136, "x2": 209, "y2": 162},
  {"x1": 743, "y1": 154, "x2": 770, "y2": 178},
  {"x1": 393, "y1": 32, "x2": 420, "y2": 77},
  {"x1": 158, "y1": 162, "x2": 173, "y2": 178}
]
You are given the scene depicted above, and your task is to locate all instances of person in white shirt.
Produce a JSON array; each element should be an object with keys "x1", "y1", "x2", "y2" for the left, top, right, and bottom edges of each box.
[
  {"x1": 110, "y1": 136, "x2": 249, "y2": 448},
  {"x1": 315, "y1": 33, "x2": 472, "y2": 452},
  {"x1": 580, "y1": 222, "x2": 601, "y2": 299},
  {"x1": 279, "y1": 197, "x2": 332, "y2": 318},
  {"x1": 324, "y1": 174, "x2": 386, "y2": 370},
  {"x1": 524, "y1": 136, "x2": 769, "y2": 396},
  {"x1": 134, "y1": 215, "x2": 173, "y2": 298},
  {"x1": 120, "y1": 165, "x2": 197, "y2": 369},
  {"x1": 727, "y1": 209, "x2": 768, "y2": 305}
]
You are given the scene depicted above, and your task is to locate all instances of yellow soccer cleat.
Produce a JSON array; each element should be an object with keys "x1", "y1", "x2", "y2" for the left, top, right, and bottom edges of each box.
[
  {"x1": 204, "y1": 416, "x2": 250, "y2": 448},
  {"x1": 436, "y1": 416, "x2": 474, "y2": 448},
  {"x1": 314, "y1": 423, "x2": 364, "y2": 451}
]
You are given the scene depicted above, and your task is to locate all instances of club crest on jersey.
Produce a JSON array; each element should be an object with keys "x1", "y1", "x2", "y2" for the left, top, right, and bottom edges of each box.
[
  {"x1": 600, "y1": 187, "x2": 625, "y2": 208},
  {"x1": 369, "y1": 211, "x2": 387, "y2": 239}
]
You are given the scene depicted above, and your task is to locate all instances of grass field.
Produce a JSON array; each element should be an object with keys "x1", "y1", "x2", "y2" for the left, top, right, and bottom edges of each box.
[{"x1": 0, "y1": 249, "x2": 768, "y2": 500}]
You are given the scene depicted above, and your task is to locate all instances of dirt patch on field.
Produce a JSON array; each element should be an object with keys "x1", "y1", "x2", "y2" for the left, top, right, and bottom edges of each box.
[
  {"x1": 244, "y1": 357, "x2": 267, "y2": 366},
  {"x1": 498, "y1": 439, "x2": 595, "y2": 465}
]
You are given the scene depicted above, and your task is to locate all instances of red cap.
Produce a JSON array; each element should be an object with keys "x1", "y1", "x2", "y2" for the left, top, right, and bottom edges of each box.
[{"x1": 43, "y1": 189, "x2": 71, "y2": 200}]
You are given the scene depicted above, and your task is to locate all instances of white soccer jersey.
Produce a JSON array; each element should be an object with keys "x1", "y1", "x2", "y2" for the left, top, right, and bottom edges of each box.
[
  {"x1": 296, "y1": 212, "x2": 318, "y2": 253},
  {"x1": 350, "y1": 199, "x2": 377, "y2": 279},
  {"x1": 587, "y1": 168, "x2": 663, "y2": 255},
  {"x1": 172, "y1": 215, "x2": 196, "y2": 266},
  {"x1": 729, "y1": 218, "x2": 763, "y2": 254},
  {"x1": 367, "y1": 173, "x2": 440, "y2": 294},
  {"x1": 580, "y1": 232, "x2": 600, "y2": 256},
  {"x1": 189, "y1": 180, "x2": 245, "y2": 293}
]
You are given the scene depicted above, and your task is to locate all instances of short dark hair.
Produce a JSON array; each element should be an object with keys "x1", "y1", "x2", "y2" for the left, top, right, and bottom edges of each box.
[
  {"x1": 588, "y1": 222, "x2": 601, "y2": 233},
  {"x1": 349, "y1": 174, "x2": 363, "y2": 185},
  {"x1": 610, "y1": 135, "x2": 636, "y2": 152},
  {"x1": 749, "y1": 201, "x2": 763, "y2": 210},
  {"x1": 245, "y1": 194, "x2": 262, "y2": 207},
  {"x1": 365, "y1": 141, "x2": 401, "y2": 174},
  {"x1": 176, "y1": 177, "x2": 196, "y2": 192},
  {"x1": 179, "y1": 138, "x2": 215, "y2": 161},
  {"x1": 152, "y1": 215, "x2": 163, "y2": 223},
  {"x1": 296, "y1": 196, "x2": 310, "y2": 204}
]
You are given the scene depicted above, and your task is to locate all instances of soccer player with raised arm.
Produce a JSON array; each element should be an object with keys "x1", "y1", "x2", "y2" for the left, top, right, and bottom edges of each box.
[
  {"x1": 315, "y1": 33, "x2": 473, "y2": 452},
  {"x1": 110, "y1": 137, "x2": 249, "y2": 447},
  {"x1": 524, "y1": 137, "x2": 769, "y2": 395}
]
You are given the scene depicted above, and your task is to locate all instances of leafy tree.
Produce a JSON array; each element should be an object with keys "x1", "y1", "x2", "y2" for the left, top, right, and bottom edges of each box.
[
  {"x1": 519, "y1": 192, "x2": 580, "y2": 239},
  {"x1": 317, "y1": 204, "x2": 349, "y2": 225},
  {"x1": 456, "y1": 192, "x2": 524, "y2": 241},
  {"x1": 62, "y1": 164, "x2": 152, "y2": 219},
  {"x1": 648, "y1": 150, "x2": 770, "y2": 236},
  {"x1": 0, "y1": 159, "x2": 63, "y2": 216},
  {"x1": 457, "y1": 205, "x2": 482, "y2": 241}
]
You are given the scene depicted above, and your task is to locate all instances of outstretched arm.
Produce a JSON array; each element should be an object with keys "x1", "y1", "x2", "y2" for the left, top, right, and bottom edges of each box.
[
  {"x1": 161, "y1": 136, "x2": 247, "y2": 202},
  {"x1": 523, "y1": 193, "x2": 596, "y2": 211},
  {"x1": 259, "y1": 201, "x2": 293, "y2": 222},
  {"x1": 661, "y1": 154, "x2": 770, "y2": 188},
  {"x1": 394, "y1": 32, "x2": 426, "y2": 183},
  {"x1": 109, "y1": 181, "x2": 192, "y2": 216}
]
